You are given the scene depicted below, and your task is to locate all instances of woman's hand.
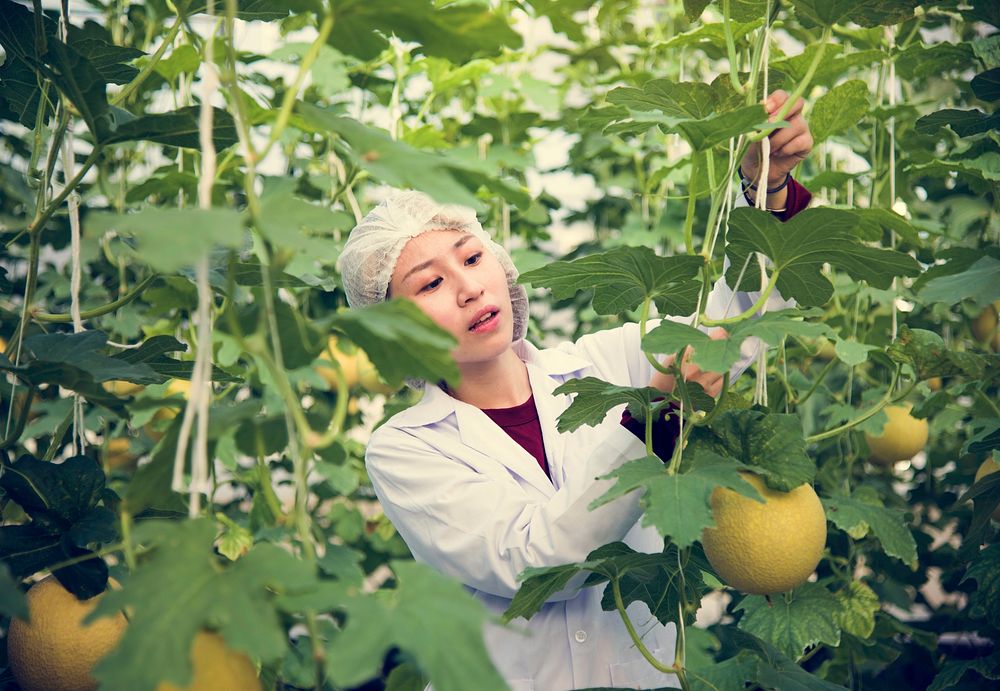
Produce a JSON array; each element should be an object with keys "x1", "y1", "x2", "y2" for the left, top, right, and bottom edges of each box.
[
  {"x1": 741, "y1": 89, "x2": 813, "y2": 188},
  {"x1": 649, "y1": 328, "x2": 728, "y2": 398}
]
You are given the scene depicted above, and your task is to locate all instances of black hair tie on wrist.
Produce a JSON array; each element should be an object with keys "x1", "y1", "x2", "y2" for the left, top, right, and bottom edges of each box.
[{"x1": 738, "y1": 166, "x2": 791, "y2": 194}]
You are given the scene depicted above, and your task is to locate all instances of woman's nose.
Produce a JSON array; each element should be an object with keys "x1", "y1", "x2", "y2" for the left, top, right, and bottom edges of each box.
[{"x1": 457, "y1": 276, "x2": 484, "y2": 305}]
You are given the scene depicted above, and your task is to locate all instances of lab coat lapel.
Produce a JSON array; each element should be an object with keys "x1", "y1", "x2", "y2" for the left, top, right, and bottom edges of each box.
[
  {"x1": 452, "y1": 396, "x2": 556, "y2": 497},
  {"x1": 525, "y1": 361, "x2": 570, "y2": 490}
]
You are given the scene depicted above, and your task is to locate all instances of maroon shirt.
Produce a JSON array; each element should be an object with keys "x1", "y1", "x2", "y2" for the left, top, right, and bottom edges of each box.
[
  {"x1": 485, "y1": 180, "x2": 812, "y2": 471},
  {"x1": 482, "y1": 394, "x2": 551, "y2": 479}
]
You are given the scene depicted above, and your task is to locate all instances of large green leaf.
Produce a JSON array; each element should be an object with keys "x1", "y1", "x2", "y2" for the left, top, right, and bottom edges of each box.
[
  {"x1": 330, "y1": 299, "x2": 459, "y2": 388},
  {"x1": 771, "y1": 46, "x2": 883, "y2": 88},
  {"x1": 919, "y1": 256, "x2": 1000, "y2": 307},
  {"x1": 549, "y1": 377, "x2": 664, "y2": 433},
  {"x1": 688, "y1": 409, "x2": 815, "y2": 491},
  {"x1": 86, "y1": 208, "x2": 246, "y2": 273},
  {"x1": 821, "y1": 491, "x2": 918, "y2": 567},
  {"x1": 0, "y1": 455, "x2": 116, "y2": 598},
  {"x1": 972, "y1": 67, "x2": 1000, "y2": 102},
  {"x1": 519, "y1": 247, "x2": 704, "y2": 316},
  {"x1": 928, "y1": 650, "x2": 1000, "y2": 691},
  {"x1": 915, "y1": 108, "x2": 1000, "y2": 137},
  {"x1": 296, "y1": 104, "x2": 484, "y2": 208},
  {"x1": 71, "y1": 37, "x2": 143, "y2": 85},
  {"x1": 0, "y1": 57, "x2": 50, "y2": 128},
  {"x1": 725, "y1": 207, "x2": 922, "y2": 307},
  {"x1": 91, "y1": 519, "x2": 314, "y2": 691},
  {"x1": 592, "y1": 451, "x2": 762, "y2": 547},
  {"x1": 319, "y1": 560, "x2": 507, "y2": 691},
  {"x1": 736, "y1": 582, "x2": 842, "y2": 660},
  {"x1": 256, "y1": 181, "x2": 352, "y2": 251},
  {"x1": 642, "y1": 309, "x2": 833, "y2": 374},
  {"x1": 789, "y1": 0, "x2": 856, "y2": 26},
  {"x1": 606, "y1": 79, "x2": 770, "y2": 150},
  {"x1": 38, "y1": 37, "x2": 113, "y2": 139},
  {"x1": 101, "y1": 106, "x2": 240, "y2": 150},
  {"x1": 327, "y1": 0, "x2": 521, "y2": 63},
  {"x1": 811, "y1": 80, "x2": 870, "y2": 143},
  {"x1": 6, "y1": 331, "x2": 160, "y2": 390},
  {"x1": 886, "y1": 326, "x2": 988, "y2": 381}
]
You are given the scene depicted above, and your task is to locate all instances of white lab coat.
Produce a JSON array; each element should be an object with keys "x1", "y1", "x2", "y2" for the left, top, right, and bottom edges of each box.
[{"x1": 365, "y1": 277, "x2": 793, "y2": 691}]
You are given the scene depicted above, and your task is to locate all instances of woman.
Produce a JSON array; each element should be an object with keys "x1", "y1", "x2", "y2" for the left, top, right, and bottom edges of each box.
[{"x1": 338, "y1": 91, "x2": 813, "y2": 690}]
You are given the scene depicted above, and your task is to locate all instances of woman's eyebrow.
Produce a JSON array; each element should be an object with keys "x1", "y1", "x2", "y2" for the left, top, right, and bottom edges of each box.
[{"x1": 401, "y1": 234, "x2": 477, "y2": 284}]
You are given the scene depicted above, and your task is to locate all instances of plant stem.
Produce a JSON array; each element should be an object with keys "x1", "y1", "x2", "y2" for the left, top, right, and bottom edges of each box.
[
  {"x1": 700, "y1": 269, "x2": 780, "y2": 326},
  {"x1": 27, "y1": 147, "x2": 102, "y2": 236},
  {"x1": 32, "y1": 274, "x2": 158, "y2": 322},
  {"x1": 611, "y1": 578, "x2": 675, "y2": 675},
  {"x1": 797, "y1": 356, "x2": 836, "y2": 405},
  {"x1": 806, "y1": 367, "x2": 913, "y2": 443},
  {"x1": 722, "y1": 0, "x2": 744, "y2": 93},
  {"x1": 255, "y1": 9, "x2": 335, "y2": 164},
  {"x1": 683, "y1": 153, "x2": 700, "y2": 254},
  {"x1": 111, "y1": 18, "x2": 184, "y2": 105}
]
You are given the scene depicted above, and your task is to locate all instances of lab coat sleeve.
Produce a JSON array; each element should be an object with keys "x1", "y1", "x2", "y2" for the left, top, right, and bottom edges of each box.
[{"x1": 365, "y1": 421, "x2": 648, "y2": 601}]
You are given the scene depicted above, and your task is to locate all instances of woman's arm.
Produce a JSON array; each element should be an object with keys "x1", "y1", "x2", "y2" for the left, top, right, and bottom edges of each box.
[{"x1": 365, "y1": 421, "x2": 648, "y2": 601}]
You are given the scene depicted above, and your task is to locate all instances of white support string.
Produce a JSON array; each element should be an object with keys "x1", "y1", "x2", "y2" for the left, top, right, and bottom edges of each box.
[
  {"x1": 751, "y1": 15, "x2": 773, "y2": 407},
  {"x1": 886, "y1": 26, "x2": 899, "y2": 346},
  {"x1": 172, "y1": 2, "x2": 219, "y2": 516},
  {"x1": 60, "y1": 2, "x2": 87, "y2": 455}
]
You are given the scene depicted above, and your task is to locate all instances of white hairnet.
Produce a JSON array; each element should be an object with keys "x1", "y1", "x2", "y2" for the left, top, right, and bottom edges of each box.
[{"x1": 337, "y1": 190, "x2": 529, "y2": 343}]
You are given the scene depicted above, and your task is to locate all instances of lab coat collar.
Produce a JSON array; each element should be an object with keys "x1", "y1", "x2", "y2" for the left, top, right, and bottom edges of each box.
[
  {"x1": 387, "y1": 340, "x2": 593, "y2": 495},
  {"x1": 389, "y1": 340, "x2": 591, "y2": 429}
]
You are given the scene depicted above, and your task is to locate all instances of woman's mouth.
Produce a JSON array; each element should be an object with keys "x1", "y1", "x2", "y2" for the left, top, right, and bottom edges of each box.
[{"x1": 468, "y1": 308, "x2": 500, "y2": 333}]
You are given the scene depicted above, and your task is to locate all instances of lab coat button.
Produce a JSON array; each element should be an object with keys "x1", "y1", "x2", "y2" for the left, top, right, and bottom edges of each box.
[{"x1": 574, "y1": 630, "x2": 587, "y2": 643}]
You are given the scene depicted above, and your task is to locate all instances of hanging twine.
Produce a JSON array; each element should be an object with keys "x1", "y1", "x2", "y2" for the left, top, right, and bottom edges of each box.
[
  {"x1": 172, "y1": 1, "x2": 218, "y2": 516},
  {"x1": 886, "y1": 26, "x2": 899, "y2": 345},
  {"x1": 59, "y1": 2, "x2": 87, "y2": 455},
  {"x1": 750, "y1": 13, "x2": 773, "y2": 407}
]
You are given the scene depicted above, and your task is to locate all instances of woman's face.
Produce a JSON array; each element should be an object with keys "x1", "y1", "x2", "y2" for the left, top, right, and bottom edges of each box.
[{"x1": 388, "y1": 230, "x2": 514, "y2": 366}]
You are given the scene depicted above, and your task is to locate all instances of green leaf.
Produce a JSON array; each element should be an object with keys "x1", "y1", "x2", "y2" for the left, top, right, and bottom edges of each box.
[
  {"x1": 71, "y1": 37, "x2": 143, "y2": 85},
  {"x1": 908, "y1": 152, "x2": 1000, "y2": 182},
  {"x1": 92, "y1": 519, "x2": 314, "y2": 691},
  {"x1": 851, "y1": 207, "x2": 923, "y2": 248},
  {"x1": 327, "y1": 0, "x2": 521, "y2": 63},
  {"x1": 972, "y1": 67, "x2": 1000, "y2": 101},
  {"x1": 689, "y1": 409, "x2": 815, "y2": 491},
  {"x1": 257, "y1": 181, "x2": 351, "y2": 250},
  {"x1": 153, "y1": 44, "x2": 201, "y2": 82},
  {"x1": 961, "y1": 527, "x2": 1000, "y2": 628},
  {"x1": 682, "y1": 0, "x2": 711, "y2": 20},
  {"x1": 726, "y1": 207, "x2": 922, "y2": 307},
  {"x1": 0, "y1": 56, "x2": 51, "y2": 128},
  {"x1": 886, "y1": 326, "x2": 988, "y2": 380},
  {"x1": 594, "y1": 542, "x2": 711, "y2": 627},
  {"x1": 834, "y1": 581, "x2": 880, "y2": 639},
  {"x1": 920, "y1": 256, "x2": 1000, "y2": 308},
  {"x1": 1, "y1": 454, "x2": 108, "y2": 526},
  {"x1": 330, "y1": 299, "x2": 459, "y2": 388},
  {"x1": 736, "y1": 582, "x2": 842, "y2": 660},
  {"x1": 317, "y1": 544, "x2": 365, "y2": 587},
  {"x1": 811, "y1": 80, "x2": 869, "y2": 143},
  {"x1": 607, "y1": 79, "x2": 771, "y2": 150},
  {"x1": 821, "y1": 492, "x2": 918, "y2": 567},
  {"x1": 519, "y1": 247, "x2": 704, "y2": 316},
  {"x1": 928, "y1": 650, "x2": 1000, "y2": 691},
  {"x1": 9, "y1": 331, "x2": 159, "y2": 391},
  {"x1": 771, "y1": 46, "x2": 883, "y2": 88},
  {"x1": 643, "y1": 309, "x2": 833, "y2": 374},
  {"x1": 296, "y1": 104, "x2": 483, "y2": 209},
  {"x1": 896, "y1": 41, "x2": 975, "y2": 81},
  {"x1": 101, "y1": 106, "x2": 240, "y2": 150},
  {"x1": 915, "y1": 108, "x2": 1000, "y2": 137},
  {"x1": 550, "y1": 377, "x2": 663, "y2": 433},
  {"x1": 593, "y1": 451, "x2": 762, "y2": 547},
  {"x1": 0, "y1": 562, "x2": 28, "y2": 619},
  {"x1": 389, "y1": 560, "x2": 508, "y2": 691},
  {"x1": 38, "y1": 37, "x2": 112, "y2": 139},
  {"x1": 789, "y1": 0, "x2": 855, "y2": 26},
  {"x1": 86, "y1": 208, "x2": 245, "y2": 273}
]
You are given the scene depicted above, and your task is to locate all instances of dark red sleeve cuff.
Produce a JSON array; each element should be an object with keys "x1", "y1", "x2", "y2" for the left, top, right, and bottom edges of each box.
[
  {"x1": 619, "y1": 401, "x2": 681, "y2": 463},
  {"x1": 742, "y1": 176, "x2": 812, "y2": 222}
]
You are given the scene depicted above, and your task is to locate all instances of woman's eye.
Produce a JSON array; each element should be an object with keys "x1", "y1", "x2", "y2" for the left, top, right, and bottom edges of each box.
[
  {"x1": 421, "y1": 277, "x2": 442, "y2": 292},
  {"x1": 465, "y1": 252, "x2": 482, "y2": 266}
]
